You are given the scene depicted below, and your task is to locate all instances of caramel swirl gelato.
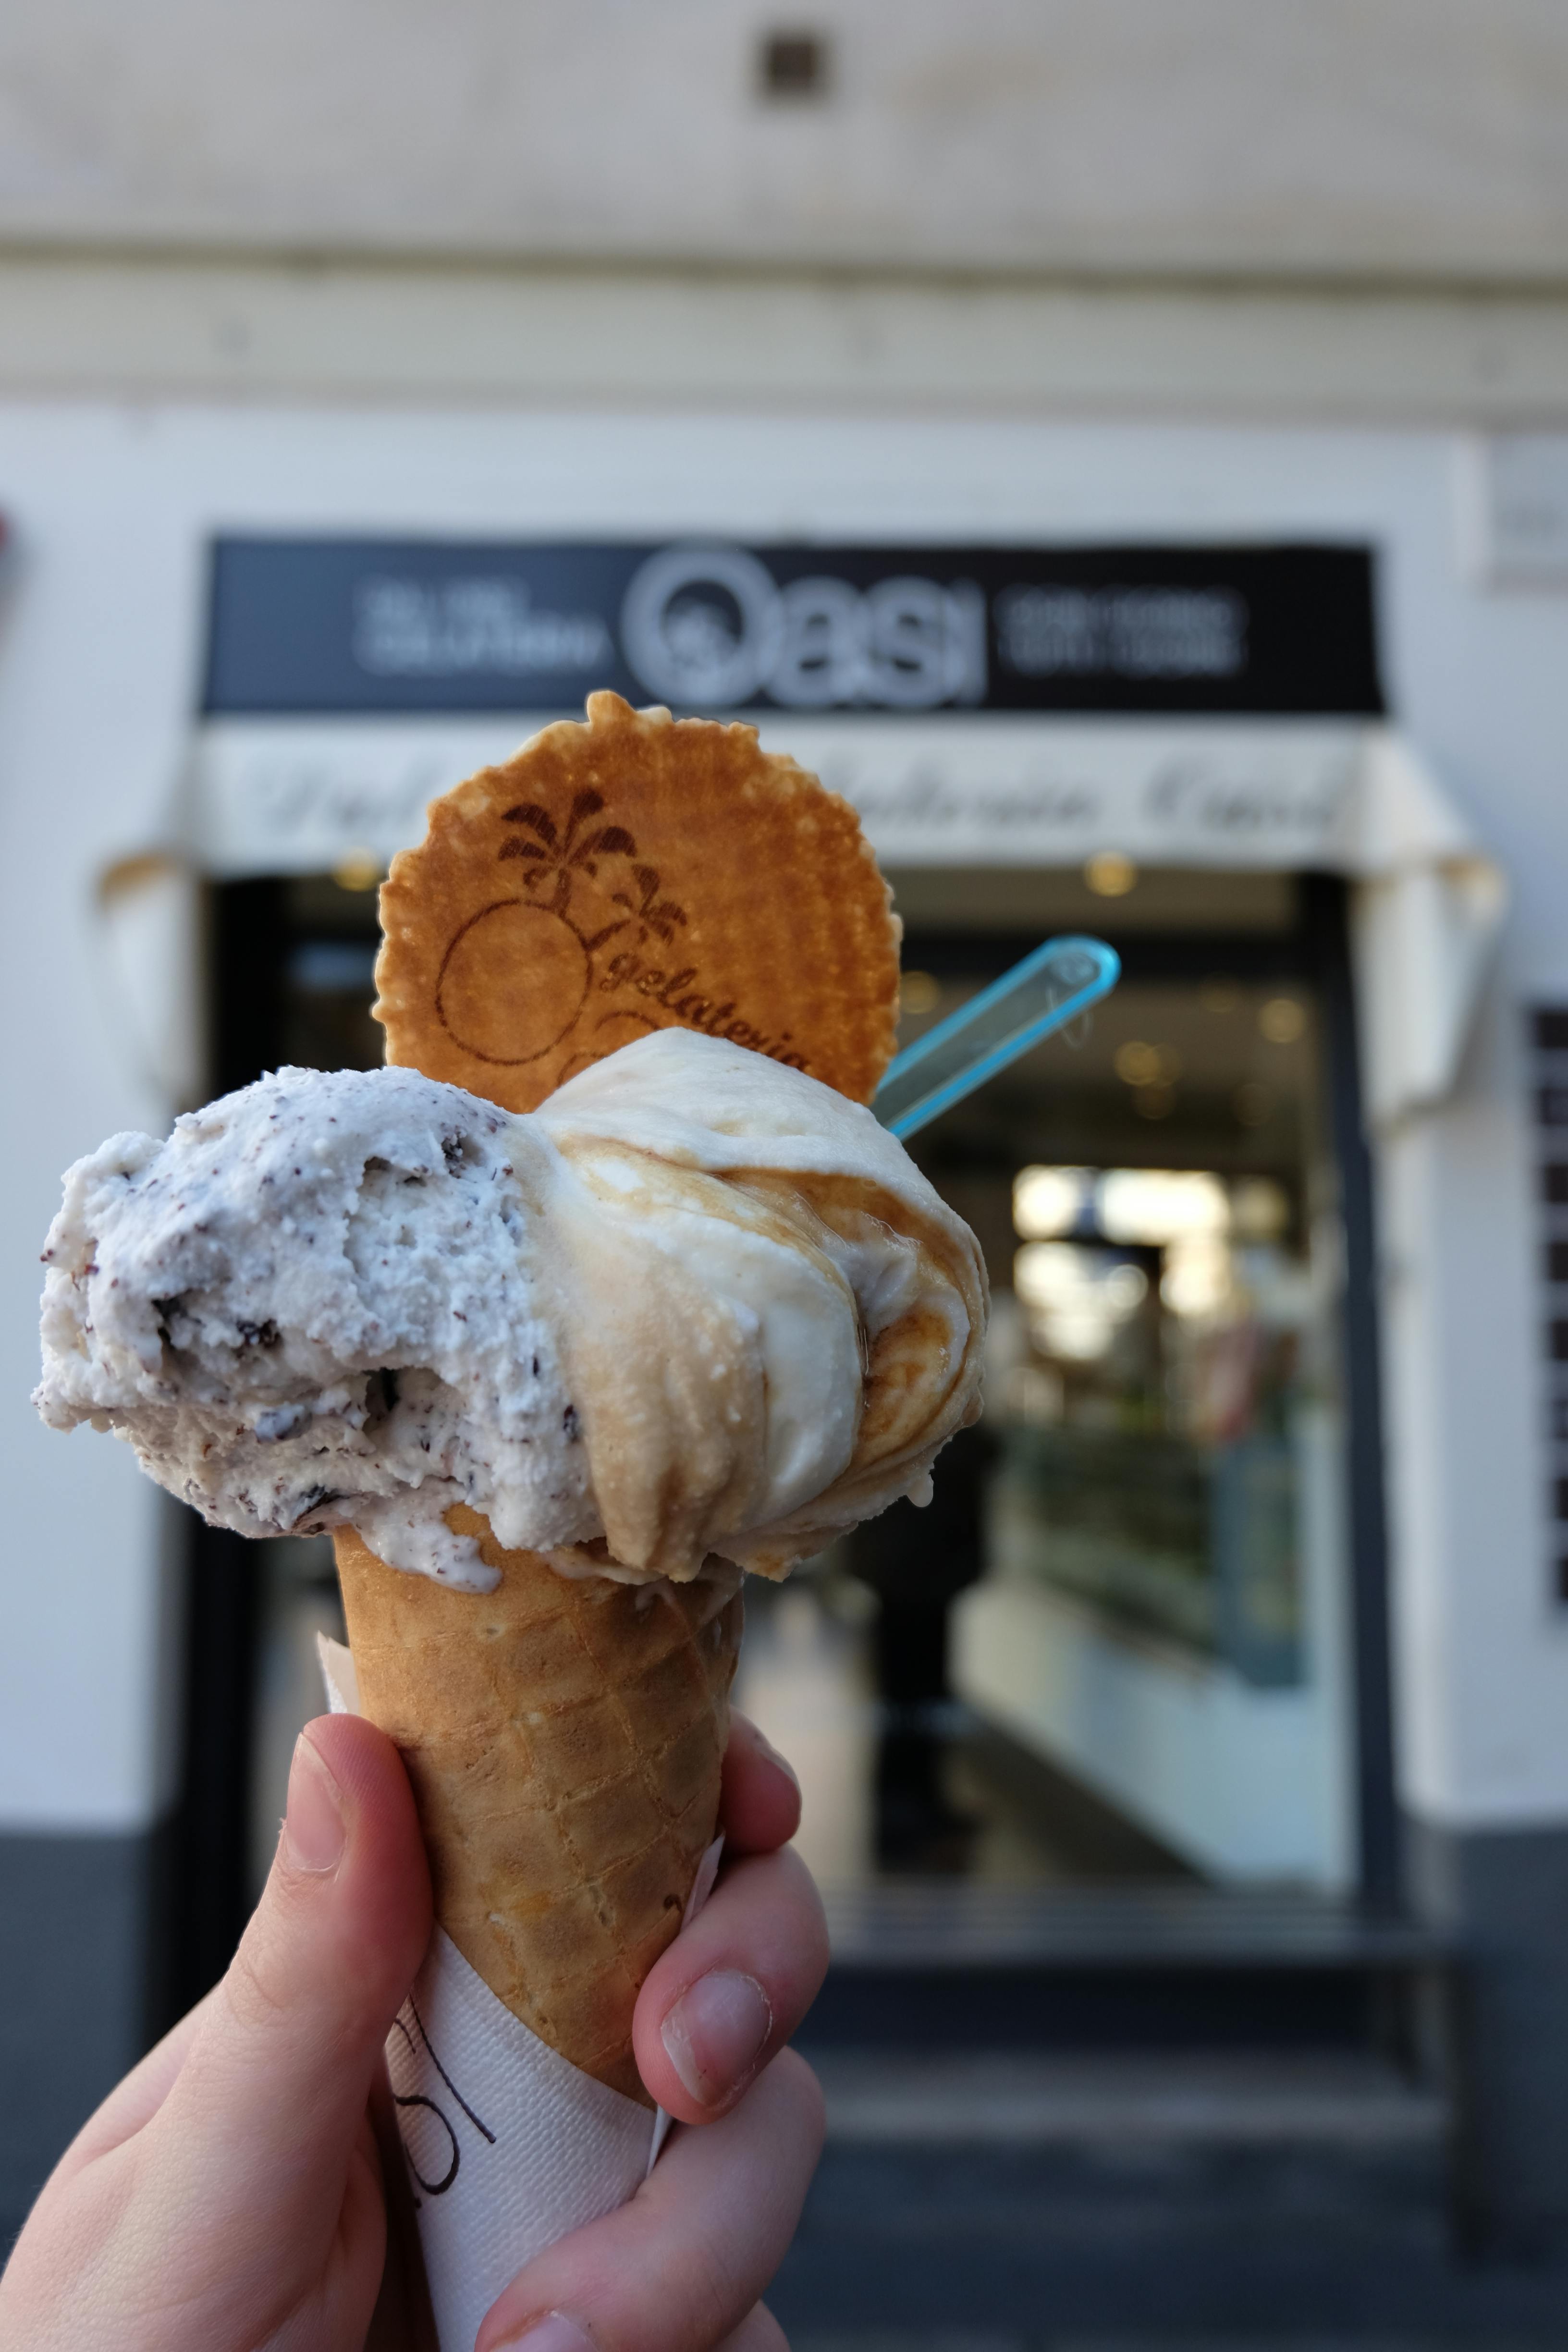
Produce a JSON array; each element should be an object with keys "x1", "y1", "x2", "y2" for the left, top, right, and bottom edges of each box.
[{"x1": 37, "y1": 1029, "x2": 986, "y2": 1591}]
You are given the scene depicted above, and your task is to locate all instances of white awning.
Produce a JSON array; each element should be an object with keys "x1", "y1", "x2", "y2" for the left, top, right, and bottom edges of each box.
[
  {"x1": 184, "y1": 709, "x2": 1423, "y2": 877},
  {"x1": 153, "y1": 710, "x2": 1509, "y2": 1127}
]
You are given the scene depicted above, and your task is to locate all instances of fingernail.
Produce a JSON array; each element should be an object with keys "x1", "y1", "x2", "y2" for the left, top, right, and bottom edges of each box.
[
  {"x1": 494, "y1": 2313, "x2": 596, "y2": 2352},
  {"x1": 282, "y1": 1732, "x2": 346, "y2": 1874},
  {"x1": 661, "y1": 1970, "x2": 772, "y2": 2107}
]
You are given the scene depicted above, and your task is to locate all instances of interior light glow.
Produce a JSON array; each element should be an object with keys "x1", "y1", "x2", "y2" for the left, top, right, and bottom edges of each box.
[
  {"x1": 1259, "y1": 996, "x2": 1308, "y2": 1044},
  {"x1": 1013, "y1": 1165, "x2": 1090, "y2": 1239},
  {"x1": 1015, "y1": 1242, "x2": 1088, "y2": 1310},
  {"x1": 1230, "y1": 1176, "x2": 1291, "y2": 1242},
  {"x1": 1103, "y1": 1263, "x2": 1151, "y2": 1313},
  {"x1": 1161, "y1": 1234, "x2": 1234, "y2": 1321},
  {"x1": 1114, "y1": 1041, "x2": 1182, "y2": 1087},
  {"x1": 1015, "y1": 1243, "x2": 1149, "y2": 1361},
  {"x1": 333, "y1": 848, "x2": 382, "y2": 893},
  {"x1": 1085, "y1": 850, "x2": 1138, "y2": 897},
  {"x1": 1097, "y1": 1169, "x2": 1228, "y2": 1245}
]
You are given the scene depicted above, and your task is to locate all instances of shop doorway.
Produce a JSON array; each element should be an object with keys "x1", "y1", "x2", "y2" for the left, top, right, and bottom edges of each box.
[{"x1": 170, "y1": 860, "x2": 1394, "y2": 2012}]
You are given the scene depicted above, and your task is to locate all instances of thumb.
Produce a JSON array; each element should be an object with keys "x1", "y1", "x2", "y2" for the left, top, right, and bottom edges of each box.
[{"x1": 154, "y1": 1715, "x2": 432, "y2": 2242}]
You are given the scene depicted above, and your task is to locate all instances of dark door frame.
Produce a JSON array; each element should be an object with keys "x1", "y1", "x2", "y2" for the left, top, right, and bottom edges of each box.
[{"x1": 167, "y1": 880, "x2": 288, "y2": 2018}]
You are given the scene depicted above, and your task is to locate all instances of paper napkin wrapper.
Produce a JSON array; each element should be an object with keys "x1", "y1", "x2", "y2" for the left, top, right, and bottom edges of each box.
[{"x1": 320, "y1": 1634, "x2": 720, "y2": 2352}]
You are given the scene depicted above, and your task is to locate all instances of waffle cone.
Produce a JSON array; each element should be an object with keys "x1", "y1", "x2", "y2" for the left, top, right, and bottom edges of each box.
[
  {"x1": 339, "y1": 693, "x2": 899, "y2": 2099},
  {"x1": 335, "y1": 1511, "x2": 743, "y2": 2103},
  {"x1": 373, "y1": 690, "x2": 901, "y2": 1113}
]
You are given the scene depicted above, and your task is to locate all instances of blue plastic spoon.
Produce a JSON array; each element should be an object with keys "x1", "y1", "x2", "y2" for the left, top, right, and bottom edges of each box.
[{"x1": 873, "y1": 934, "x2": 1121, "y2": 1140}]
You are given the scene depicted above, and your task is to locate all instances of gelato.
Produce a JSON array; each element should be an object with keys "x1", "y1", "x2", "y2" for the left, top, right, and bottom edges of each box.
[{"x1": 37, "y1": 1028, "x2": 985, "y2": 1591}]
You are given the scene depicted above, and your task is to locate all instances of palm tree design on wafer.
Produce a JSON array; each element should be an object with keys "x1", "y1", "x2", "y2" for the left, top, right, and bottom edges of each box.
[{"x1": 435, "y1": 785, "x2": 689, "y2": 1070}]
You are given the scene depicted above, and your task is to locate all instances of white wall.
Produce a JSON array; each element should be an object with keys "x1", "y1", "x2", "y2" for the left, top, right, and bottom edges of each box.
[
  {"x1": 6, "y1": 1, "x2": 1568, "y2": 279},
  {"x1": 0, "y1": 435, "x2": 202, "y2": 1826},
  {"x1": 3, "y1": 397, "x2": 1568, "y2": 1838}
]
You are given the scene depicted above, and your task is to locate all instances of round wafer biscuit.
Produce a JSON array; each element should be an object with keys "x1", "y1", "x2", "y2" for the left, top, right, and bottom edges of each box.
[{"x1": 374, "y1": 691, "x2": 901, "y2": 1112}]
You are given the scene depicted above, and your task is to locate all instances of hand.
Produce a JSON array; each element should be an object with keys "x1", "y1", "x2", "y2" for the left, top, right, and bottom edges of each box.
[{"x1": 0, "y1": 1708, "x2": 827, "y2": 2352}]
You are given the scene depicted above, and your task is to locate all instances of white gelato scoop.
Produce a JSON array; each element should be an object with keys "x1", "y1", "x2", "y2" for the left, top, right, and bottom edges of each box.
[{"x1": 36, "y1": 1030, "x2": 986, "y2": 1591}]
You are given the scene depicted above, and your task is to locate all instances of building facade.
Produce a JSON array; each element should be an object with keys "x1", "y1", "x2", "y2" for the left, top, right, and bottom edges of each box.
[{"x1": 6, "y1": 0, "x2": 1568, "y2": 2268}]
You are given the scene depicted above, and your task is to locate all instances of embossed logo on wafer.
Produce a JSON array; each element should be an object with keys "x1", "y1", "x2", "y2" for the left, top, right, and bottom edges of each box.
[
  {"x1": 434, "y1": 781, "x2": 806, "y2": 1082},
  {"x1": 375, "y1": 694, "x2": 902, "y2": 1114}
]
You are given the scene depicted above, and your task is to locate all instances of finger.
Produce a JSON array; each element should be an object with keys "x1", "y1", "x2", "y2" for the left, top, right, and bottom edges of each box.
[
  {"x1": 476, "y1": 2046, "x2": 824, "y2": 2352},
  {"x1": 720, "y1": 1712, "x2": 801, "y2": 1854},
  {"x1": 57, "y1": 1984, "x2": 223, "y2": 2170},
  {"x1": 633, "y1": 1848, "x2": 828, "y2": 2120},
  {"x1": 148, "y1": 1714, "x2": 431, "y2": 2257}
]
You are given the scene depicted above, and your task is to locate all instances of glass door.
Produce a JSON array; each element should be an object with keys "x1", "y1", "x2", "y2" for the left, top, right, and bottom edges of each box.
[{"x1": 735, "y1": 868, "x2": 1381, "y2": 1905}]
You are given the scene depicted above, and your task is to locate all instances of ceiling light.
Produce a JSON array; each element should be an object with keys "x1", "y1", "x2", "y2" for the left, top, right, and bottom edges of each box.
[
  {"x1": 1085, "y1": 850, "x2": 1138, "y2": 897},
  {"x1": 1259, "y1": 996, "x2": 1307, "y2": 1044},
  {"x1": 1114, "y1": 1040, "x2": 1182, "y2": 1087},
  {"x1": 333, "y1": 849, "x2": 382, "y2": 893}
]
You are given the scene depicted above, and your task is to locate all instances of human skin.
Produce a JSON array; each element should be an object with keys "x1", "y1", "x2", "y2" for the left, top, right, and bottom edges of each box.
[{"x1": 0, "y1": 1710, "x2": 827, "y2": 2352}]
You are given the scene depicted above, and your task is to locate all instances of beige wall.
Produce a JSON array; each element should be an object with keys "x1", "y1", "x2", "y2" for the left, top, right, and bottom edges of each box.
[
  {"x1": 4, "y1": 0, "x2": 1568, "y2": 281},
  {"x1": 3, "y1": 254, "x2": 1568, "y2": 431}
]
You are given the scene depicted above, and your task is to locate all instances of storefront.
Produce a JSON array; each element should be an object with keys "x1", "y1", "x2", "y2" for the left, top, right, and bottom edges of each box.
[
  {"x1": 127, "y1": 523, "x2": 1491, "y2": 1921},
  {"x1": 2, "y1": 403, "x2": 1561, "y2": 2247}
]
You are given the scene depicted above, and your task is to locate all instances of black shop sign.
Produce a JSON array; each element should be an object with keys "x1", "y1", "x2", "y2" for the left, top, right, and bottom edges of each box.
[{"x1": 203, "y1": 537, "x2": 1382, "y2": 720}]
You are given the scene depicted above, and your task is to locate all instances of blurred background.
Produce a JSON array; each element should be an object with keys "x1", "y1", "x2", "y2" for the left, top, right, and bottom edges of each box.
[{"x1": 6, "y1": 4, "x2": 1568, "y2": 2343}]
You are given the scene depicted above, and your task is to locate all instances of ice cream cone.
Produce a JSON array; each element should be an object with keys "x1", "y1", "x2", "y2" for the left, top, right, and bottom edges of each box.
[
  {"x1": 335, "y1": 1510, "x2": 743, "y2": 2103},
  {"x1": 334, "y1": 699, "x2": 908, "y2": 2099}
]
